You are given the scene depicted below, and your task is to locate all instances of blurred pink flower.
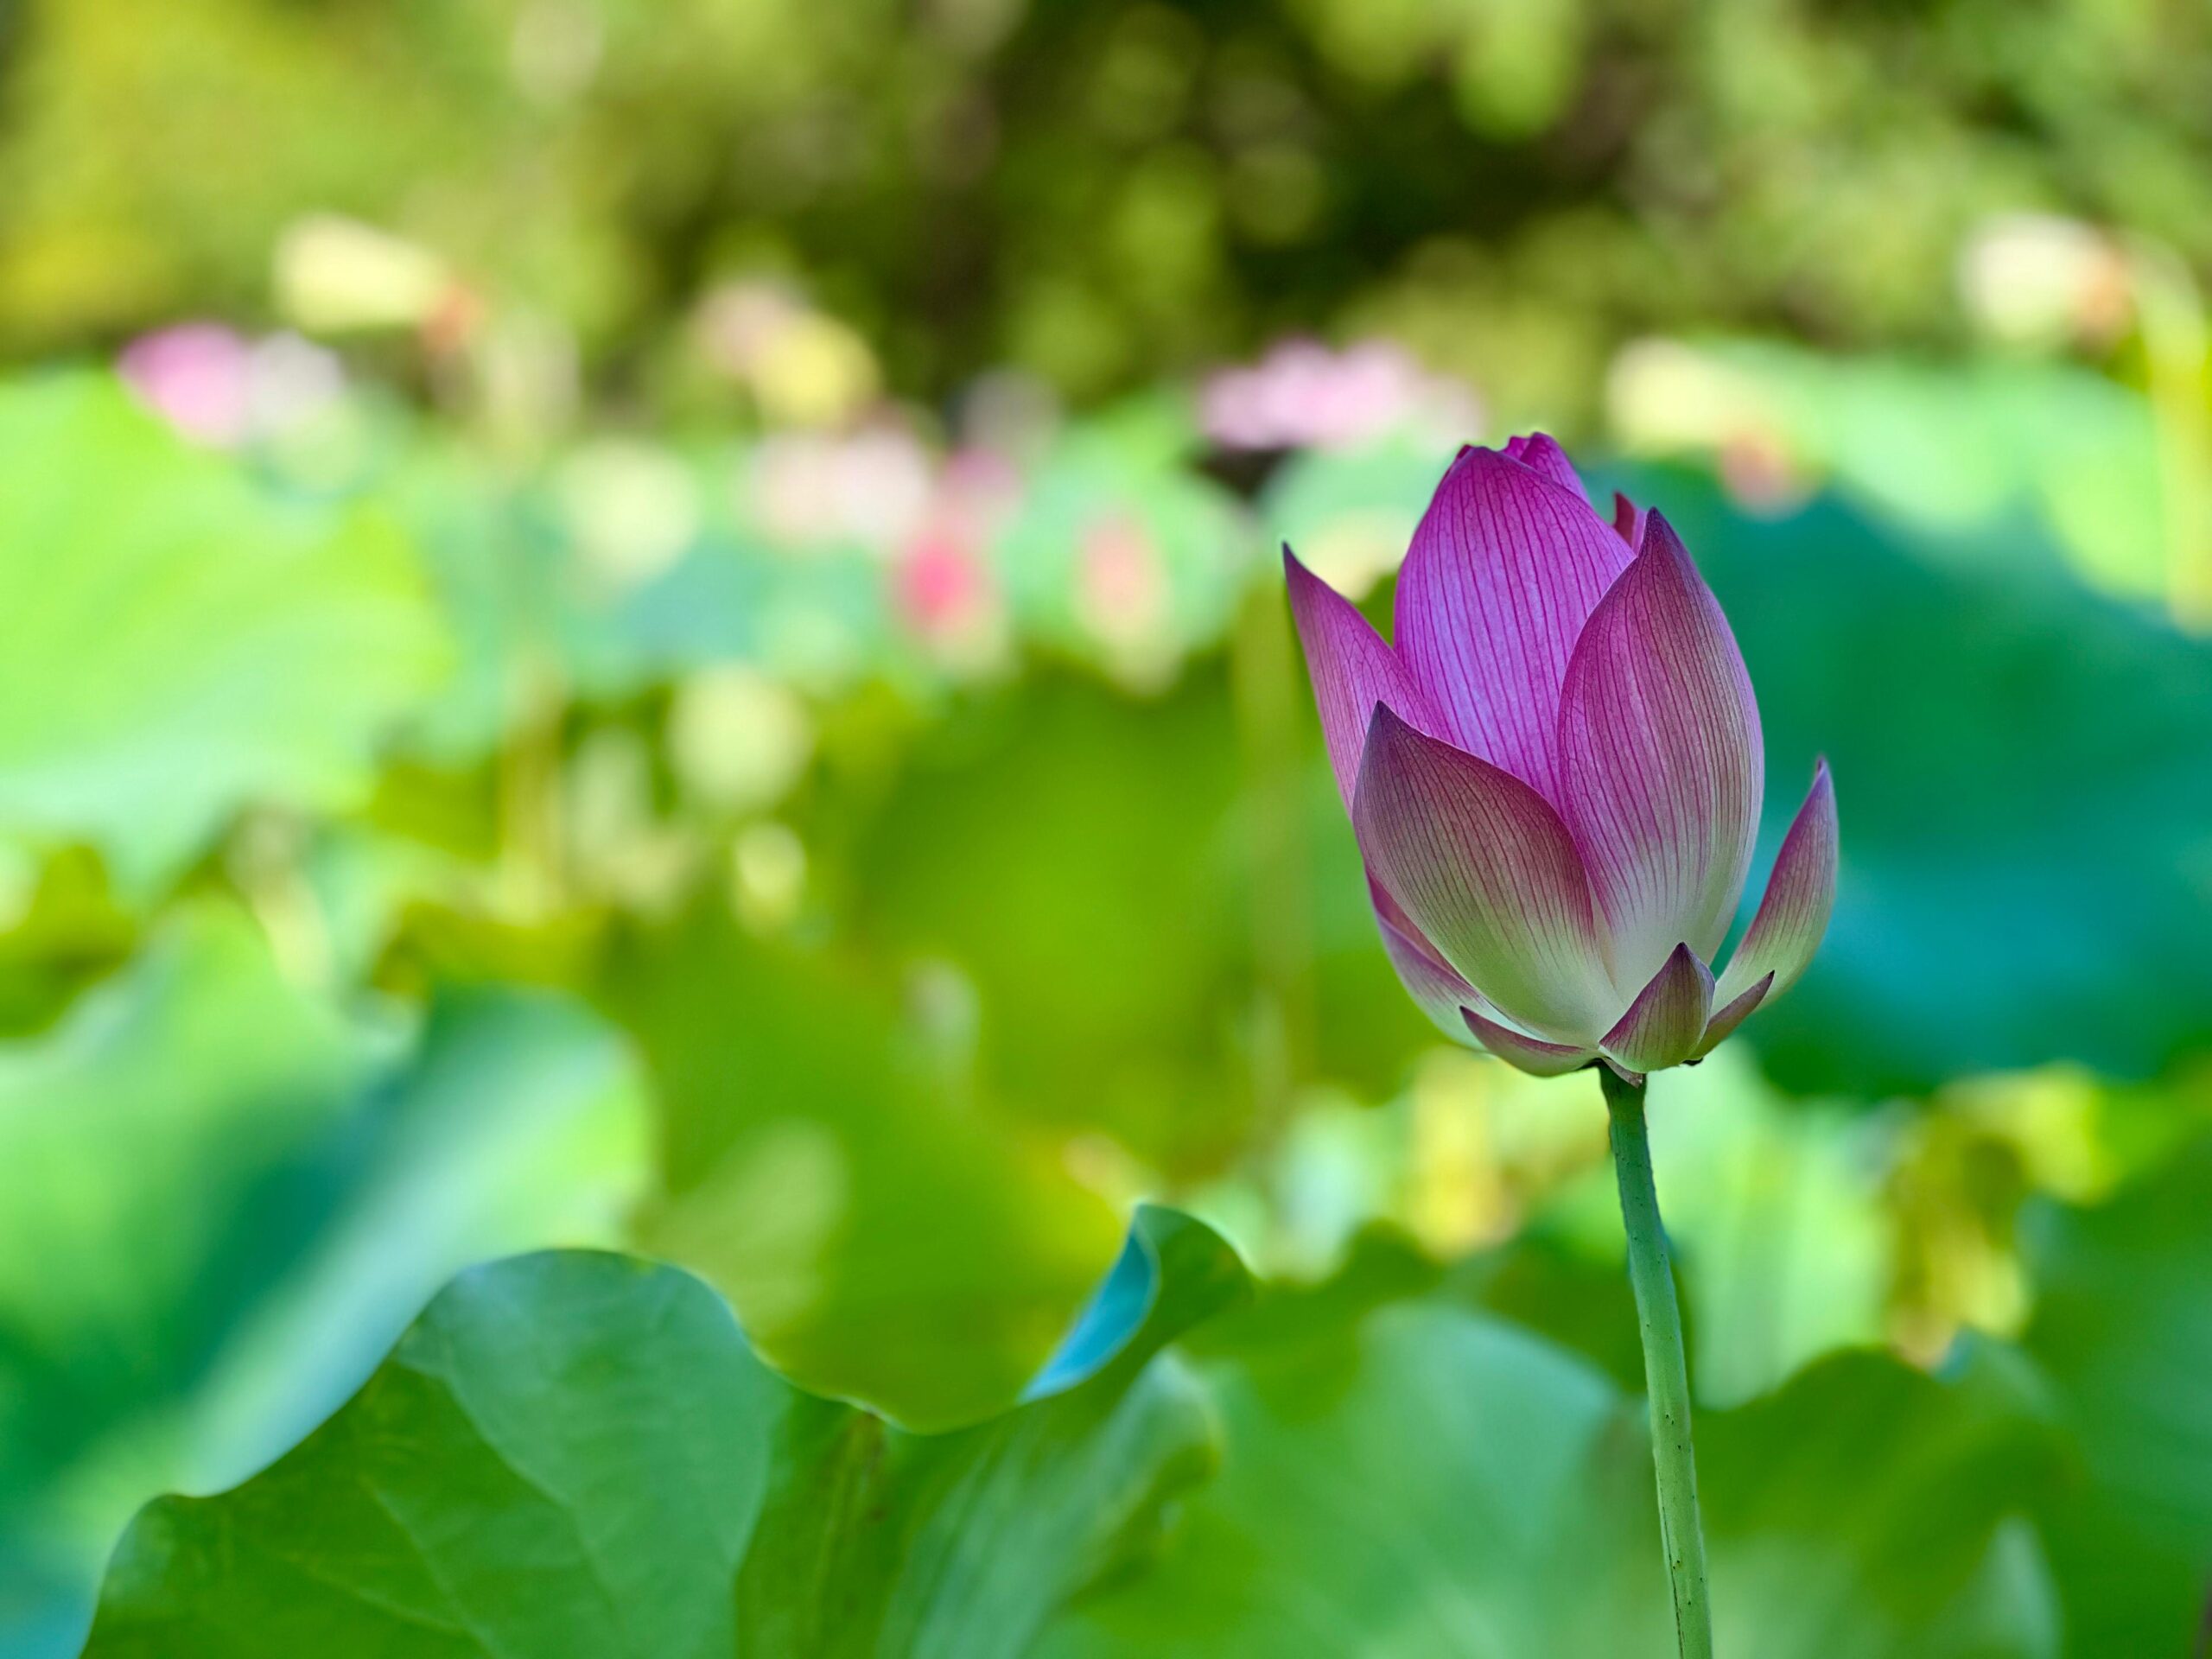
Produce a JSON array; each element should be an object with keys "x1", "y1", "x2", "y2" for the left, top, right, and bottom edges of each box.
[
  {"x1": 899, "y1": 530, "x2": 994, "y2": 634},
  {"x1": 1077, "y1": 514, "x2": 1168, "y2": 649},
  {"x1": 750, "y1": 426, "x2": 934, "y2": 553},
  {"x1": 1202, "y1": 339, "x2": 1481, "y2": 453},
  {"x1": 118, "y1": 324, "x2": 253, "y2": 446},
  {"x1": 118, "y1": 325, "x2": 346, "y2": 448},
  {"x1": 893, "y1": 447, "x2": 1018, "y2": 664}
]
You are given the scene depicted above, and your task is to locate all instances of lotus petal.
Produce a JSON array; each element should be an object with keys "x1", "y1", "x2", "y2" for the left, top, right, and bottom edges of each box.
[
  {"x1": 1717, "y1": 760, "x2": 1839, "y2": 1007},
  {"x1": 1370, "y1": 874, "x2": 1481, "y2": 1045},
  {"x1": 1352, "y1": 707, "x2": 1618, "y2": 1042},
  {"x1": 1462, "y1": 1004, "x2": 1597, "y2": 1077},
  {"x1": 1377, "y1": 873, "x2": 1599, "y2": 1069},
  {"x1": 1611, "y1": 492, "x2": 1646, "y2": 549},
  {"x1": 1692, "y1": 970, "x2": 1775, "y2": 1061},
  {"x1": 1284, "y1": 545, "x2": 1441, "y2": 809},
  {"x1": 1395, "y1": 446, "x2": 1633, "y2": 804},
  {"x1": 1503, "y1": 432, "x2": 1589, "y2": 501},
  {"x1": 1556, "y1": 512, "x2": 1764, "y2": 993},
  {"x1": 1602, "y1": 942, "x2": 1716, "y2": 1074}
]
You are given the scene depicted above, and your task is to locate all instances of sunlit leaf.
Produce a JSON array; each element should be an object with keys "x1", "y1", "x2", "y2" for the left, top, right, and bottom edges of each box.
[
  {"x1": 393, "y1": 440, "x2": 899, "y2": 766},
  {"x1": 993, "y1": 401, "x2": 1257, "y2": 682},
  {"x1": 0, "y1": 373, "x2": 448, "y2": 892},
  {"x1": 1615, "y1": 344, "x2": 2168, "y2": 597},
  {"x1": 1258, "y1": 431, "x2": 1457, "y2": 601},
  {"x1": 1531, "y1": 1050, "x2": 1891, "y2": 1407},
  {"x1": 84, "y1": 1209, "x2": 1252, "y2": 1657}
]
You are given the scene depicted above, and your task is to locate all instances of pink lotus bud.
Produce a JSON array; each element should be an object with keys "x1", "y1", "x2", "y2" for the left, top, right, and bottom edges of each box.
[{"x1": 1287, "y1": 435, "x2": 1838, "y2": 1079}]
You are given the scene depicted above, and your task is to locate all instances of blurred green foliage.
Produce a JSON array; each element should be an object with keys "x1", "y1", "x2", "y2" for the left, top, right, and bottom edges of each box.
[
  {"x1": 2020, "y1": 1143, "x2": 2212, "y2": 1654},
  {"x1": 6, "y1": 0, "x2": 2212, "y2": 419},
  {"x1": 0, "y1": 0, "x2": 2209, "y2": 1652},
  {"x1": 0, "y1": 340, "x2": 2203, "y2": 1655}
]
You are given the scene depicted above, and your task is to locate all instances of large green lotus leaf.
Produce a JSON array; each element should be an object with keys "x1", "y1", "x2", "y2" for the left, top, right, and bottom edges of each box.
[
  {"x1": 83, "y1": 1209, "x2": 1251, "y2": 1658},
  {"x1": 1044, "y1": 1281, "x2": 2059, "y2": 1658},
  {"x1": 0, "y1": 907, "x2": 650, "y2": 1658},
  {"x1": 599, "y1": 904, "x2": 1127, "y2": 1430},
  {"x1": 79, "y1": 1253, "x2": 777, "y2": 1659},
  {"x1": 0, "y1": 372, "x2": 448, "y2": 892},
  {"x1": 2018, "y1": 1137, "x2": 2212, "y2": 1656},
  {"x1": 1692, "y1": 1348, "x2": 2060, "y2": 1656},
  {"x1": 732, "y1": 1205, "x2": 1251, "y2": 1656}
]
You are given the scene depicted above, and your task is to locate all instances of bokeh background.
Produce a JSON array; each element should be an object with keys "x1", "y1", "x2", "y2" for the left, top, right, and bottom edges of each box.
[{"x1": 4, "y1": 0, "x2": 2211, "y2": 1654}]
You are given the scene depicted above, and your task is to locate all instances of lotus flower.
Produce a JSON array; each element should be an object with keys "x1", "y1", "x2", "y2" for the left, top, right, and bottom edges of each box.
[{"x1": 1286, "y1": 435, "x2": 1837, "y2": 1080}]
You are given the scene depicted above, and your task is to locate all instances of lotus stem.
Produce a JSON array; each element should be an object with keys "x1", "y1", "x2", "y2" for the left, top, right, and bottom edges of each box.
[{"x1": 1599, "y1": 1064, "x2": 1715, "y2": 1659}]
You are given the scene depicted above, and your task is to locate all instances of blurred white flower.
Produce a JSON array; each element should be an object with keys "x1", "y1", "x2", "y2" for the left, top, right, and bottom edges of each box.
[
  {"x1": 1959, "y1": 213, "x2": 2130, "y2": 349},
  {"x1": 695, "y1": 281, "x2": 880, "y2": 429},
  {"x1": 747, "y1": 425, "x2": 935, "y2": 554},
  {"x1": 276, "y1": 214, "x2": 462, "y2": 335},
  {"x1": 668, "y1": 665, "x2": 815, "y2": 814},
  {"x1": 558, "y1": 440, "x2": 701, "y2": 589},
  {"x1": 245, "y1": 334, "x2": 347, "y2": 433}
]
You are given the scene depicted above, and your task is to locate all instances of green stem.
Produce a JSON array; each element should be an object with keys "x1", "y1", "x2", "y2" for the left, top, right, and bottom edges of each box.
[{"x1": 1599, "y1": 1065, "x2": 1714, "y2": 1659}]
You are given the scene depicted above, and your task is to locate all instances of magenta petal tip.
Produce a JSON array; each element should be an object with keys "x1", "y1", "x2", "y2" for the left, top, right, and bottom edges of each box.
[
  {"x1": 1611, "y1": 492, "x2": 1645, "y2": 548},
  {"x1": 1394, "y1": 444, "x2": 1633, "y2": 804},
  {"x1": 1283, "y1": 543, "x2": 1440, "y2": 812},
  {"x1": 1502, "y1": 432, "x2": 1589, "y2": 502},
  {"x1": 1716, "y1": 760, "x2": 1839, "y2": 1007},
  {"x1": 1693, "y1": 971, "x2": 1776, "y2": 1060}
]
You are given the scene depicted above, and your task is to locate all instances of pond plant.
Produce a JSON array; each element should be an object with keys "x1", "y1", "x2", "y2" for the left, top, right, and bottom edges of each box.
[{"x1": 1286, "y1": 435, "x2": 1840, "y2": 1656}]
